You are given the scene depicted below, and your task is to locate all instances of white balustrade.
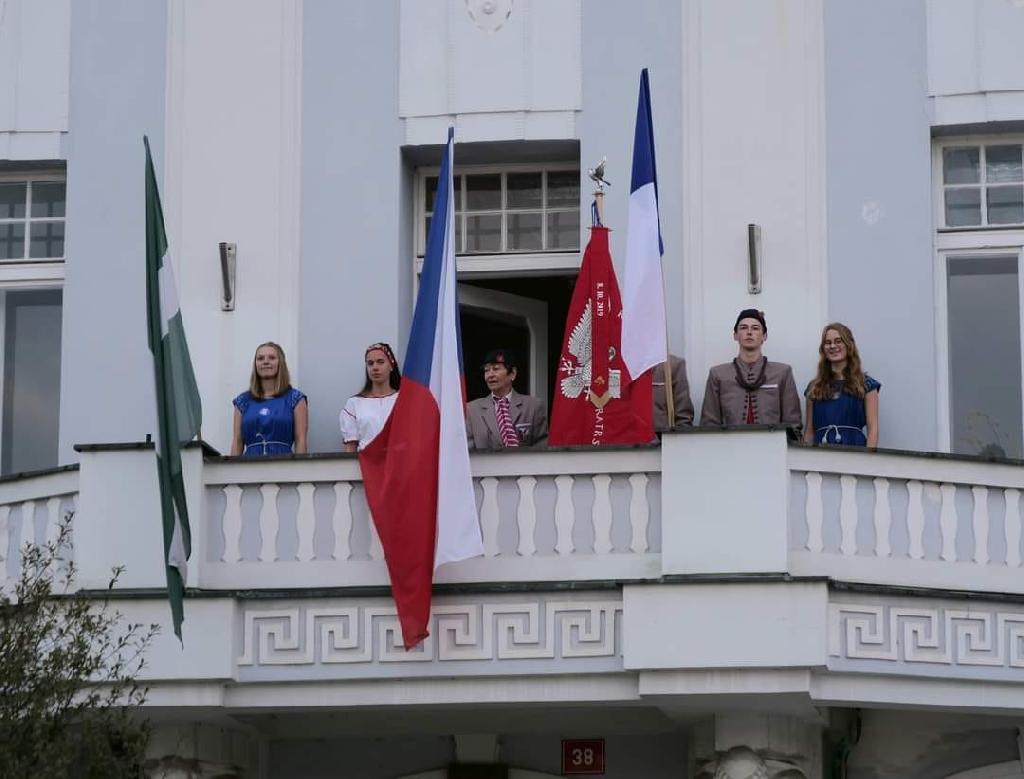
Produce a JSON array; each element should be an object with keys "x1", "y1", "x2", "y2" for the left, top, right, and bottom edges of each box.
[
  {"x1": 201, "y1": 450, "x2": 661, "y2": 589},
  {"x1": 8, "y1": 435, "x2": 1024, "y2": 600},
  {"x1": 0, "y1": 468, "x2": 79, "y2": 584},
  {"x1": 789, "y1": 447, "x2": 1024, "y2": 595}
]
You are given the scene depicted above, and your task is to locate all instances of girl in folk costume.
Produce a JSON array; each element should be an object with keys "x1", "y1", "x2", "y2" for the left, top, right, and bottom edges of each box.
[
  {"x1": 803, "y1": 322, "x2": 880, "y2": 447},
  {"x1": 341, "y1": 342, "x2": 401, "y2": 451}
]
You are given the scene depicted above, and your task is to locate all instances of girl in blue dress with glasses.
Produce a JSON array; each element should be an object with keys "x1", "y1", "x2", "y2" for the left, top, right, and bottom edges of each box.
[
  {"x1": 803, "y1": 322, "x2": 880, "y2": 447},
  {"x1": 231, "y1": 342, "x2": 308, "y2": 456}
]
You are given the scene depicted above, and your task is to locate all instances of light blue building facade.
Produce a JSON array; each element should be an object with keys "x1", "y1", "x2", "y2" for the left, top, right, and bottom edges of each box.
[{"x1": 3, "y1": 1, "x2": 1024, "y2": 776}]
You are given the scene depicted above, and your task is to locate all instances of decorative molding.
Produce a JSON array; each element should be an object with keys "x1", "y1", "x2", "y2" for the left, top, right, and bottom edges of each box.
[
  {"x1": 239, "y1": 599, "x2": 621, "y2": 667},
  {"x1": 464, "y1": 0, "x2": 514, "y2": 33},
  {"x1": 829, "y1": 603, "x2": 1024, "y2": 669}
]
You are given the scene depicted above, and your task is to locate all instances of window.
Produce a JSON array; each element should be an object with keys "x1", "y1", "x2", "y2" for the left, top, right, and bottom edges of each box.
[
  {"x1": 939, "y1": 142, "x2": 1024, "y2": 228},
  {"x1": 414, "y1": 156, "x2": 581, "y2": 409},
  {"x1": 0, "y1": 168, "x2": 67, "y2": 473},
  {"x1": 419, "y1": 165, "x2": 580, "y2": 257},
  {"x1": 945, "y1": 256, "x2": 1022, "y2": 459},
  {"x1": 0, "y1": 289, "x2": 63, "y2": 475},
  {"x1": 0, "y1": 174, "x2": 66, "y2": 261},
  {"x1": 934, "y1": 138, "x2": 1024, "y2": 457}
]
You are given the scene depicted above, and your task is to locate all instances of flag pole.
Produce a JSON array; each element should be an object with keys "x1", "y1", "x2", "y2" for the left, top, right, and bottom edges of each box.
[{"x1": 663, "y1": 350, "x2": 676, "y2": 430}]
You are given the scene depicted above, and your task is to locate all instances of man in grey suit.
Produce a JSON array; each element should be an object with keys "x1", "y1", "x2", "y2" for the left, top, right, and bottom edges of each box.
[{"x1": 466, "y1": 349, "x2": 548, "y2": 450}]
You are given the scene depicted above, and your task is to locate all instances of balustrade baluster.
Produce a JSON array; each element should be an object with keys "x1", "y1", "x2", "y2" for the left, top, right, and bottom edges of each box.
[
  {"x1": 296, "y1": 483, "x2": 316, "y2": 562},
  {"x1": 907, "y1": 481, "x2": 924, "y2": 560},
  {"x1": 222, "y1": 485, "x2": 243, "y2": 563},
  {"x1": 628, "y1": 473, "x2": 649, "y2": 554},
  {"x1": 592, "y1": 474, "x2": 613, "y2": 554},
  {"x1": 1007, "y1": 488, "x2": 1022, "y2": 568},
  {"x1": 839, "y1": 475, "x2": 857, "y2": 556},
  {"x1": 872, "y1": 477, "x2": 890, "y2": 557},
  {"x1": 939, "y1": 483, "x2": 957, "y2": 562},
  {"x1": 45, "y1": 496, "x2": 63, "y2": 548},
  {"x1": 45, "y1": 496, "x2": 63, "y2": 576},
  {"x1": 258, "y1": 484, "x2": 279, "y2": 562},
  {"x1": 6, "y1": 503, "x2": 21, "y2": 581},
  {"x1": 972, "y1": 485, "x2": 989, "y2": 565},
  {"x1": 554, "y1": 475, "x2": 574, "y2": 556},
  {"x1": 804, "y1": 472, "x2": 823, "y2": 553},
  {"x1": 22, "y1": 500, "x2": 38, "y2": 546},
  {"x1": 0, "y1": 505, "x2": 9, "y2": 572},
  {"x1": 332, "y1": 482, "x2": 353, "y2": 561},
  {"x1": 367, "y1": 509, "x2": 384, "y2": 561},
  {"x1": 516, "y1": 476, "x2": 537, "y2": 557},
  {"x1": 480, "y1": 477, "x2": 500, "y2": 557}
]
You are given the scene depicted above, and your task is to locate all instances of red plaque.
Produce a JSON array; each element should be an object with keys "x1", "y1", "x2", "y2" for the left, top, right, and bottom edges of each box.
[{"x1": 561, "y1": 739, "x2": 605, "y2": 775}]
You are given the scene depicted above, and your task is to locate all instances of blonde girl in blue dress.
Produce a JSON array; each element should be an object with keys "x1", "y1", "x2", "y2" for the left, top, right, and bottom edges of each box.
[{"x1": 231, "y1": 342, "x2": 308, "y2": 456}]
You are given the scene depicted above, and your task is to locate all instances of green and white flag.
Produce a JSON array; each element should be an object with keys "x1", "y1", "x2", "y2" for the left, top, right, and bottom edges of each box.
[{"x1": 144, "y1": 136, "x2": 202, "y2": 642}]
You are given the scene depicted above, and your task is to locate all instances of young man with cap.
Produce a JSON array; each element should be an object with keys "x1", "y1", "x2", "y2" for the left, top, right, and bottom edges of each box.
[
  {"x1": 466, "y1": 349, "x2": 549, "y2": 450},
  {"x1": 699, "y1": 309, "x2": 802, "y2": 428}
]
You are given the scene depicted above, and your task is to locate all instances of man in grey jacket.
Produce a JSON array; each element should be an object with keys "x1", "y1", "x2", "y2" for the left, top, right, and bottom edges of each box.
[
  {"x1": 700, "y1": 309, "x2": 801, "y2": 428},
  {"x1": 466, "y1": 349, "x2": 548, "y2": 450}
]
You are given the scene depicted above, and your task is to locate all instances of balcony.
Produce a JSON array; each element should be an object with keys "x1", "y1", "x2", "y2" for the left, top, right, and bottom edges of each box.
[{"x1": 3, "y1": 430, "x2": 1024, "y2": 715}]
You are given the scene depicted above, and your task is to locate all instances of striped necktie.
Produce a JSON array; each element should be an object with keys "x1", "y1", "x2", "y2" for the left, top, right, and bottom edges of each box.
[{"x1": 494, "y1": 395, "x2": 519, "y2": 447}]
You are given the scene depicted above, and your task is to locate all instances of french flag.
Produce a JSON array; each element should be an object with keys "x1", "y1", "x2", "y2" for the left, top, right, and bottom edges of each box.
[
  {"x1": 622, "y1": 68, "x2": 668, "y2": 380},
  {"x1": 359, "y1": 128, "x2": 483, "y2": 649}
]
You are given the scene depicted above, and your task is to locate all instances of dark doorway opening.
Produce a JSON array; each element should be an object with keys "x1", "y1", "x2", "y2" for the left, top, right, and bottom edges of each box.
[{"x1": 459, "y1": 274, "x2": 575, "y2": 407}]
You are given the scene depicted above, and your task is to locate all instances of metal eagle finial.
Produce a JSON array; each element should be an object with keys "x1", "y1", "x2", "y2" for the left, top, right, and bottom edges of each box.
[{"x1": 587, "y1": 157, "x2": 610, "y2": 191}]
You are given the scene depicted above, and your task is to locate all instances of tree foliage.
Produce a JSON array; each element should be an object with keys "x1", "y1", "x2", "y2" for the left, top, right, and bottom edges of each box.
[{"x1": 0, "y1": 514, "x2": 157, "y2": 778}]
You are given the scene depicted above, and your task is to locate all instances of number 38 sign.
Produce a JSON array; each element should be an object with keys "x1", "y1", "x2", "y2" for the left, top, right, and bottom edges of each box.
[{"x1": 561, "y1": 738, "x2": 605, "y2": 775}]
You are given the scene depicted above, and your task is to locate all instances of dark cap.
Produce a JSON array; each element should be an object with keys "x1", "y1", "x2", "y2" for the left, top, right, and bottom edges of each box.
[
  {"x1": 734, "y1": 308, "x2": 767, "y2": 333},
  {"x1": 481, "y1": 349, "x2": 518, "y2": 370}
]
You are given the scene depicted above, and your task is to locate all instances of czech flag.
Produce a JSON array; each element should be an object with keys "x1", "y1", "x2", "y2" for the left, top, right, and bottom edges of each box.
[{"x1": 359, "y1": 128, "x2": 483, "y2": 649}]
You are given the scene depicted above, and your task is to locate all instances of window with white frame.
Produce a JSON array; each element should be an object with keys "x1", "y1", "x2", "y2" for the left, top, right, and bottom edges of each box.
[
  {"x1": 0, "y1": 174, "x2": 66, "y2": 261},
  {"x1": 414, "y1": 160, "x2": 581, "y2": 407},
  {"x1": 0, "y1": 168, "x2": 66, "y2": 474},
  {"x1": 939, "y1": 141, "x2": 1023, "y2": 228},
  {"x1": 934, "y1": 137, "x2": 1024, "y2": 458},
  {"x1": 418, "y1": 165, "x2": 581, "y2": 257}
]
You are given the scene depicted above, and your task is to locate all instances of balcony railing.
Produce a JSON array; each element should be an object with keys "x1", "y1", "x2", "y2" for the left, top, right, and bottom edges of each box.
[
  {"x1": 0, "y1": 466, "x2": 78, "y2": 582},
  {"x1": 788, "y1": 445, "x2": 1024, "y2": 595},
  {"x1": 202, "y1": 448, "x2": 662, "y2": 589},
  {"x1": 5, "y1": 433, "x2": 1023, "y2": 599}
]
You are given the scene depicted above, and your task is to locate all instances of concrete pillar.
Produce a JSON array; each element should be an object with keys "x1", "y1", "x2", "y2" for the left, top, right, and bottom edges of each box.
[
  {"x1": 74, "y1": 444, "x2": 205, "y2": 590},
  {"x1": 660, "y1": 429, "x2": 789, "y2": 575}
]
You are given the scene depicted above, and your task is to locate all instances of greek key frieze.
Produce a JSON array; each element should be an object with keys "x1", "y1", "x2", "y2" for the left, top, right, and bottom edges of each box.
[
  {"x1": 238, "y1": 599, "x2": 621, "y2": 668},
  {"x1": 828, "y1": 603, "x2": 1024, "y2": 669}
]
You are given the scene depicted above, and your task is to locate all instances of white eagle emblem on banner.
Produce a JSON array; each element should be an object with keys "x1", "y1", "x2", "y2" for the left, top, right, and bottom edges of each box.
[{"x1": 559, "y1": 299, "x2": 592, "y2": 399}]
